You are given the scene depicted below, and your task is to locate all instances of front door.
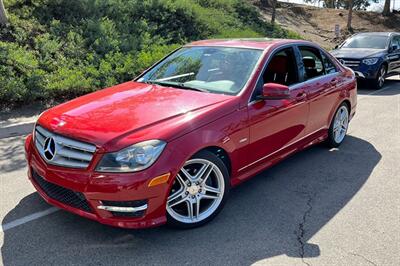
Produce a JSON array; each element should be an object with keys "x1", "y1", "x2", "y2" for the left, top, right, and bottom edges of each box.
[{"x1": 243, "y1": 46, "x2": 309, "y2": 172}]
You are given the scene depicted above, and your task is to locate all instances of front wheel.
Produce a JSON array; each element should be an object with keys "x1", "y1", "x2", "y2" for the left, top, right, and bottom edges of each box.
[
  {"x1": 166, "y1": 150, "x2": 230, "y2": 228},
  {"x1": 372, "y1": 65, "x2": 386, "y2": 89},
  {"x1": 326, "y1": 103, "x2": 349, "y2": 148}
]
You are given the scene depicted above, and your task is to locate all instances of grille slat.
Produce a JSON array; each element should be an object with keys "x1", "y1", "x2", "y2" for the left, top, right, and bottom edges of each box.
[
  {"x1": 36, "y1": 133, "x2": 45, "y2": 147},
  {"x1": 34, "y1": 125, "x2": 96, "y2": 169},
  {"x1": 338, "y1": 58, "x2": 360, "y2": 68},
  {"x1": 32, "y1": 170, "x2": 93, "y2": 213},
  {"x1": 57, "y1": 147, "x2": 92, "y2": 162}
]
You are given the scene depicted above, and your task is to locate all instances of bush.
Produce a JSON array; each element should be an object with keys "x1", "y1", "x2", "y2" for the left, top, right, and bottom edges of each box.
[{"x1": 0, "y1": 0, "x2": 301, "y2": 108}]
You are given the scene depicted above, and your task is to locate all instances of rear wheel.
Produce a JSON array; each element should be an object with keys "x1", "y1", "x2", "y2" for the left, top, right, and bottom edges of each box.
[
  {"x1": 166, "y1": 150, "x2": 230, "y2": 228},
  {"x1": 326, "y1": 103, "x2": 349, "y2": 148}
]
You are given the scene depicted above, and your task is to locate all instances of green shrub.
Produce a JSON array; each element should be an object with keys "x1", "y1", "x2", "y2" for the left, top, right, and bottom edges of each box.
[{"x1": 0, "y1": 0, "x2": 301, "y2": 108}]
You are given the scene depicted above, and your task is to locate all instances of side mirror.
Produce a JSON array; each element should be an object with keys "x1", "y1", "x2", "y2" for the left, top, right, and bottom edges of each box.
[
  {"x1": 260, "y1": 83, "x2": 290, "y2": 100},
  {"x1": 390, "y1": 44, "x2": 399, "y2": 52}
]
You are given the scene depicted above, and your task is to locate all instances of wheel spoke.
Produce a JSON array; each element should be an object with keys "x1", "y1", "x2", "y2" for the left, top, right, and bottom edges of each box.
[
  {"x1": 180, "y1": 167, "x2": 194, "y2": 182},
  {"x1": 175, "y1": 174, "x2": 186, "y2": 187},
  {"x1": 201, "y1": 194, "x2": 219, "y2": 200},
  {"x1": 204, "y1": 185, "x2": 220, "y2": 194},
  {"x1": 195, "y1": 197, "x2": 201, "y2": 218},
  {"x1": 187, "y1": 200, "x2": 194, "y2": 219},
  {"x1": 168, "y1": 189, "x2": 185, "y2": 203},
  {"x1": 198, "y1": 164, "x2": 214, "y2": 184},
  {"x1": 169, "y1": 194, "x2": 188, "y2": 208}
]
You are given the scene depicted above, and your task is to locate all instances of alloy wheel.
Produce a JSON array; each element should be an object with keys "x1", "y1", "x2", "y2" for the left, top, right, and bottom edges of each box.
[
  {"x1": 378, "y1": 67, "x2": 386, "y2": 88},
  {"x1": 167, "y1": 158, "x2": 225, "y2": 224},
  {"x1": 333, "y1": 106, "x2": 349, "y2": 144}
]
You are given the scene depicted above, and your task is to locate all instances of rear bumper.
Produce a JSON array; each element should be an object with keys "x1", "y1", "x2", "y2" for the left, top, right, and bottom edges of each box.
[{"x1": 25, "y1": 134, "x2": 175, "y2": 229}]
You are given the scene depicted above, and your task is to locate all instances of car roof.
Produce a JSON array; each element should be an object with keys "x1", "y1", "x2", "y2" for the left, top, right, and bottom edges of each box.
[
  {"x1": 355, "y1": 32, "x2": 399, "y2": 37},
  {"x1": 185, "y1": 38, "x2": 316, "y2": 50}
]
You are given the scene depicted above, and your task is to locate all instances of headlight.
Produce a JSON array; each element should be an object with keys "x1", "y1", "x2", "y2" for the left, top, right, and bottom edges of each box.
[
  {"x1": 96, "y1": 140, "x2": 166, "y2": 172},
  {"x1": 362, "y1": 58, "x2": 379, "y2": 65}
]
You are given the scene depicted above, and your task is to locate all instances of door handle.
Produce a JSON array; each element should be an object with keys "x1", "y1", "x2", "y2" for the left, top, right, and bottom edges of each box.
[
  {"x1": 330, "y1": 78, "x2": 338, "y2": 86},
  {"x1": 295, "y1": 92, "x2": 307, "y2": 101}
]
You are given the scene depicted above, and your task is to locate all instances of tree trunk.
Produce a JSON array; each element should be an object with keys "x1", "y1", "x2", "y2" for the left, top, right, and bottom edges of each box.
[
  {"x1": 383, "y1": 0, "x2": 391, "y2": 16},
  {"x1": 271, "y1": 0, "x2": 277, "y2": 24},
  {"x1": 347, "y1": 0, "x2": 353, "y2": 30},
  {"x1": 0, "y1": 0, "x2": 7, "y2": 25},
  {"x1": 260, "y1": 0, "x2": 271, "y2": 8},
  {"x1": 326, "y1": 0, "x2": 336, "y2": 9}
]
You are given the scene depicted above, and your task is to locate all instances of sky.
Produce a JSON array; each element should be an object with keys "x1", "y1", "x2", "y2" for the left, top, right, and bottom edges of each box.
[{"x1": 279, "y1": 0, "x2": 399, "y2": 12}]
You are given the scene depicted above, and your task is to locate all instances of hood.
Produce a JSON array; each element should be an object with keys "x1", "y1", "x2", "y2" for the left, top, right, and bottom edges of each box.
[
  {"x1": 38, "y1": 81, "x2": 234, "y2": 150},
  {"x1": 331, "y1": 48, "x2": 386, "y2": 59}
]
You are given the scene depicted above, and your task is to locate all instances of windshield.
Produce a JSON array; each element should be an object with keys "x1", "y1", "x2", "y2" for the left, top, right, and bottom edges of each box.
[
  {"x1": 341, "y1": 35, "x2": 389, "y2": 49},
  {"x1": 138, "y1": 46, "x2": 263, "y2": 95}
]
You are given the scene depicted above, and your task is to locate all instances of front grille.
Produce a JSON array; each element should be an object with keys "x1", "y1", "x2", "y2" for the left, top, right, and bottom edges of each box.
[
  {"x1": 34, "y1": 125, "x2": 96, "y2": 169},
  {"x1": 32, "y1": 170, "x2": 93, "y2": 213},
  {"x1": 338, "y1": 58, "x2": 360, "y2": 68}
]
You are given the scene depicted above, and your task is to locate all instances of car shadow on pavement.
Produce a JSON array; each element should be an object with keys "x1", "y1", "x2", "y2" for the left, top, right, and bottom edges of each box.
[
  {"x1": 1, "y1": 136, "x2": 381, "y2": 266},
  {"x1": 357, "y1": 79, "x2": 400, "y2": 96},
  {"x1": 0, "y1": 136, "x2": 27, "y2": 174}
]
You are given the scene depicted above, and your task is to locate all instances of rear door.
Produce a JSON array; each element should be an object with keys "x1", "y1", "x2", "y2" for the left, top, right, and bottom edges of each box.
[{"x1": 296, "y1": 45, "x2": 341, "y2": 134}]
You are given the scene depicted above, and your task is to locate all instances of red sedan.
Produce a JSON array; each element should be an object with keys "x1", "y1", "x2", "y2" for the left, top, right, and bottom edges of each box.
[{"x1": 25, "y1": 39, "x2": 357, "y2": 229}]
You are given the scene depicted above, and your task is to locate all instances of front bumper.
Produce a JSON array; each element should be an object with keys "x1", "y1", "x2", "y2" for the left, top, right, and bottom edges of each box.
[
  {"x1": 338, "y1": 59, "x2": 381, "y2": 79},
  {"x1": 24, "y1": 134, "x2": 177, "y2": 229}
]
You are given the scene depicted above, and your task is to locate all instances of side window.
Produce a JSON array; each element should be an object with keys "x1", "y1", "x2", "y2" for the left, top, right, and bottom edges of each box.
[
  {"x1": 392, "y1": 36, "x2": 400, "y2": 50},
  {"x1": 252, "y1": 47, "x2": 299, "y2": 100},
  {"x1": 262, "y1": 47, "x2": 299, "y2": 86},
  {"x1": 321, "y1": 52, "x2": 338, "y2": 74},
  {"x1": 299, "y1": 46, "x2": 324, "y2": 80}
]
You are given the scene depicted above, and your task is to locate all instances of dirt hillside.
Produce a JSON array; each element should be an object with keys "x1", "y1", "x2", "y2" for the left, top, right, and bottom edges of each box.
[{"x1": 250, "y1": 1, "x2": 400, "y2": 49}]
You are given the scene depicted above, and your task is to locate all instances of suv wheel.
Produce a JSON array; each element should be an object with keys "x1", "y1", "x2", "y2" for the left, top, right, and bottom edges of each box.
[{"x1": 373, "y1": 65, "x2": 386, "y2": 89}]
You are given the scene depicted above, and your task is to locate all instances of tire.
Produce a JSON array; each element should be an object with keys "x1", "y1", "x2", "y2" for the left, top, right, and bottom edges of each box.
[
  {"x1": 326, "y1": 103, "x2": 349, "y2": 148},
  {"x1": 372, "y1": 64, "x2": 387, "y2": 89},
  {"x1": 166, "y1": 150, "x2": 230, "y2": 229}
]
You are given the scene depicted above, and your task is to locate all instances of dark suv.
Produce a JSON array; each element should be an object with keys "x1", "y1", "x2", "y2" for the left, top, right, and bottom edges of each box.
[{"x1": 331, "y1": 32, "x2": 400, "y2": 89}]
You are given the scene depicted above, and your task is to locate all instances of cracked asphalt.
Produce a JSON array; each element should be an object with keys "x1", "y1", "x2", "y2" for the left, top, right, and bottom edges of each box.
[{"x1": 1, "y1": 79, "x2": 399, "y2": 266}]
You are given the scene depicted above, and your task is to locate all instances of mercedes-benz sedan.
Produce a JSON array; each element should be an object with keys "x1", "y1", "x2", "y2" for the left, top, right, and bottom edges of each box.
[{"x1": 25, "y1": 39, "x2": 357, "y2": 228}]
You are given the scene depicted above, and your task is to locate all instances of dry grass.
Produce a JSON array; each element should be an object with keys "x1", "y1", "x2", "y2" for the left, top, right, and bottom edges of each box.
[{"x1": 250, "y1": 1, "x2": 400, "y2": 49}]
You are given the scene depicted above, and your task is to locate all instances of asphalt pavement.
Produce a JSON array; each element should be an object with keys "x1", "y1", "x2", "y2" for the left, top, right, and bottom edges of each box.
[{"x1": 0, "y1": 79, "x2": 399, "y2": 266}]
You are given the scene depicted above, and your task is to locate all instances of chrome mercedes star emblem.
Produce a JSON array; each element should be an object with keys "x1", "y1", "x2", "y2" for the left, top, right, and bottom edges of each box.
[{"x1": 43, "y1": 137, "x2": 56, "y2": 161}]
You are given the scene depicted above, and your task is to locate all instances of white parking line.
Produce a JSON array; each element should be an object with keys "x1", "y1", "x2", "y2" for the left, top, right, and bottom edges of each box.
[{"x1": 1, "y1": 207, "x2": 59, "y2": 232}]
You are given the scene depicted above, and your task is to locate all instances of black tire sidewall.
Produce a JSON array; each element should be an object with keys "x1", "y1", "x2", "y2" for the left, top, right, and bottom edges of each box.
[
  {"x1": 326, "y1": 103, "x2": 349, "y2": 148},
  {"x1": 166, "y1": 150, "x2": 230, "y2": 229}
]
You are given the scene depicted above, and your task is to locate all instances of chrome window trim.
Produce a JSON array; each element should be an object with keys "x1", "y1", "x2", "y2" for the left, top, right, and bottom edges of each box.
[{"x1": 248, "y1": 72, "x2": 339, "y2": 106}]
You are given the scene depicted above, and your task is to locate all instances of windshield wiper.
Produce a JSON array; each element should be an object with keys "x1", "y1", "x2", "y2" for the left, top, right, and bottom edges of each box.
[{"x1": 145, "y1": 80, "x2": 209, "y2": 93}]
